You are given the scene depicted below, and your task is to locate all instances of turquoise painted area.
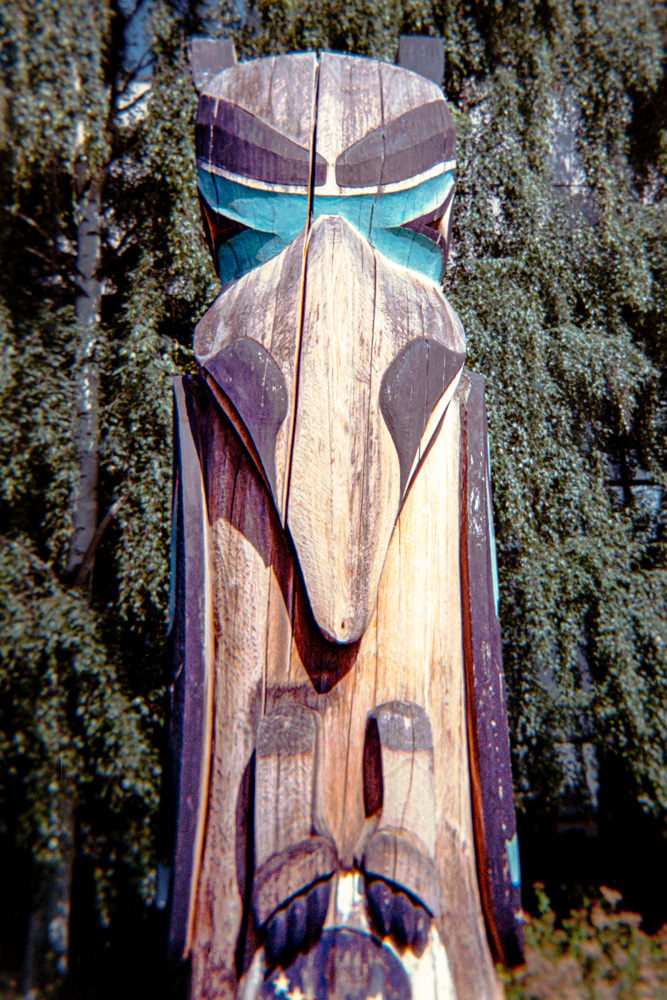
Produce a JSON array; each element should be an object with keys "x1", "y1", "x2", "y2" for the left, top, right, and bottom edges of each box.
[
  {"x1": 506, "y1": 833, "x2": 521, "y2": 888},
  {"x1": 217, "y1": 229, "x2": 289, "y2": 287},
  {"x1": 197, "y1": 166, "x2": 455, "y2": 283},
  {"x1": 312, "y1": 171, "x2": 454, "y2": 237},
  {"x1": 198, "y1": 169, "x2": 309, "y2": 237},
  {"x1": 373, "y1": 227, "x2": 444, "y2": 283}
]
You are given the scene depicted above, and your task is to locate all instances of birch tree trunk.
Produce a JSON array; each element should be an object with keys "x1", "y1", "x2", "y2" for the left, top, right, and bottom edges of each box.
[
  {"x1": 22, "y1": 169, "x2": 104, "y2": 999},
  {"x1": 67, "y1": 169, "x2": 103, "y2": 582}
]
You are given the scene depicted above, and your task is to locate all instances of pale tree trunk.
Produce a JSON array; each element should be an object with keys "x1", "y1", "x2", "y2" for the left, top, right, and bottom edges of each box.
[
  {"x1": 21, "y1": 789, "x2": 76, "y2": 999},
  {"x1": 67, "y1": 170, "x2": 103, "y2": 581},
  {"x1": 22, "y1": 171, "x2": 104, "y2": 999}
]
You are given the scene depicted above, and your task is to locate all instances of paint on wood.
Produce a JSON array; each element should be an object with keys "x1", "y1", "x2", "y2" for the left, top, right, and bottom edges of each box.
[
  {"x1": 336, "y1": 101, "x2": 453, "y2": 188},
  {"x1": 316, "y1": 54, "x2": 451, "y2": 199},
  {"x1": 403, "y1": 182, "x2": 456, "y2": 269},
  {"x1": 196, "y1": 97, "x2": 325, "y2": 187},
  {"x1": 165, "y1": 376, "x2": 214, "y2": 965},
  {"x1": 194, "y1": 229, "x2": 306, "y2": 522},
  {"x1": 204, "y1": 337, "x2": 288, "y2": 497},
  {"x1": 199, "y1": 53, "x2": 318, "y2": 165},
  {"x1": 253, "y1": 703, "x2": 337, "y2": 934},
  {"x1": 380, "y1": 338, "x2": 466, "y2": 492},
  {"x1": 459, "y1": 371, "x2": 525, "y2": 968},
  {"x1": 359, "y1": 704, "x2": 437, "y2": 897},
  {"x1": 168, "y1": 48, "x2": 522, "y2": 1000},
  {"x1": 260, "y1": 929, "x2": 411, "y2": 1000}
]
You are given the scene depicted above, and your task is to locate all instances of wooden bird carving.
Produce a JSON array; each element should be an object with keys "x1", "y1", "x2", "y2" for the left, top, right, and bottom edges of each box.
[{"x1": 162, "y1": 42, "x2": 524, "y2": 1000}]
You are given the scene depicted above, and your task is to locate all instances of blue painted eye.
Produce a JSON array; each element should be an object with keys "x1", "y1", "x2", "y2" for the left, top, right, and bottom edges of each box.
[{"x1": 197, "y1": 169, "x2": 455, "y2": 284}]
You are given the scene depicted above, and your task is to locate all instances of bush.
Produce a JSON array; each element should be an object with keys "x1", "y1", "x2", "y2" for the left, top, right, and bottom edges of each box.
[{"x1": 504, "y1": 885, "x2": 667, "y2": 1000}]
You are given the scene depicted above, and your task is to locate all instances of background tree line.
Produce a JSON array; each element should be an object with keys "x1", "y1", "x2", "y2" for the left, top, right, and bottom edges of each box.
[{"x1": 0, "y1": 0, "x2": 665, "y2": 996}]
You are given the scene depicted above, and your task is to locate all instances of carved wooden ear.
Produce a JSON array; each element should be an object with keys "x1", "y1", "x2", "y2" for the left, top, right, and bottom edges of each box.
[
  {"x1": 379, "y1": 338, "x2": 466, "y2": 495},
  {"x1": 189, "y1": 36, "x2": 237, "y2": 93},
  {"x1": 396, "y1": 35, "x2": 445, "y2": 86},
  {"x1": 203, "y1": 337, "x2": 288, "y2": 498}
]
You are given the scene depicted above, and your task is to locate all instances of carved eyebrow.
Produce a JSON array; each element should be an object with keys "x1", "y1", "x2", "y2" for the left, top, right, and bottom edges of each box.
[
  {"x1": 380, "y1": 338, "x2": 465, "y2": 494},
  {"x1": 196, "y1": 97, "x2": 327, "y2": 187},
  {"x1": 336, "y1": 101, "x2": 456, "y2": 189}
]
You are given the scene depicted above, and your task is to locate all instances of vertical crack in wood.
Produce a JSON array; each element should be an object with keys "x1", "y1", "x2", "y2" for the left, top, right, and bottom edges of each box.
[{"x1": 282, "y1": 57, "x2": 320, "y2": 523}]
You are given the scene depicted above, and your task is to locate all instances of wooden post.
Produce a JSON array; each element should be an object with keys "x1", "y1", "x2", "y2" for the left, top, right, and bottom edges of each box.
[{"x1": 163, "y1": 42, "x2": 524, "y2": 1000}]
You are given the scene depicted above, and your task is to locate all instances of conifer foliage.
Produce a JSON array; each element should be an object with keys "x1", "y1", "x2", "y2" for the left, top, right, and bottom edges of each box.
[{"x1": 0, "y1": 0, "x2": 665, "y2": 991}]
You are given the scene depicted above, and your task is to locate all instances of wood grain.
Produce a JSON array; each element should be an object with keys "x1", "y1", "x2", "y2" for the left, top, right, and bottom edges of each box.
[
  {"x1": 198, "y1": 54, "x2": 318, "y2": 191},
  {"x1": 286, "y1": 213, "x2": 465, "y2": 644},
  {"x1": 185, "y1": 379, "x2": 503, "y2": 999},
  {"x1": 194, "y1": 230, "x2": 306, "y2": 523},
  {"x1": 317, "y1": 53, "x2": 452, "y2": 199},
  {"x1": 358, "y1": 702, "x2": 439, "y2": 916},
  {"x1": 180, "y1": 48, "x2": 514, "y2": 1000},
  {"x1": 459, "y1": 372, "x2": 525, "y2": 969},
  {"x1": 196, "y1": 97, "x2": 322, "y2": 187},
  {"x1": 201, "y1": 53, "x2": 317, "y2": 151},
  {"x1": 253, "y1": 704, "x2": 337, "y2": 926},
  {"x1": 166, "y1": 377, "x2": 214, "y2": 965},
  {"x1": 188, "y1": 378, "x2": 281, "y2": 1000}
]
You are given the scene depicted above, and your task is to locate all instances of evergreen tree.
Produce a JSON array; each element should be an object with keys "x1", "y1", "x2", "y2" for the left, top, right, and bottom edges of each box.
[{"x1": 0, "y1": 0, "x2": 224, "y2": 988}]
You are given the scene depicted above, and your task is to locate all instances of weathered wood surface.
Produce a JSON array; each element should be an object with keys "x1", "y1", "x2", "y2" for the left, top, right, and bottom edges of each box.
[
  {"x1": 165, "y1": 378, "x2": 214, "y2": 965},
  {"x1": 182, "y1": 380, "x2": 502, "y2": 1000},
  {"x1": 165, "y1": 45, "x2": 523, "y2": 1000},
  {"x1": 196, "y1": 52, "x2": 318, "y2": 190},
  {"x1": 460, "y1": 372, "x2": 524, "y2": 968},
  {"x1": 194, "y1": 230, "x2": 305, "y2": 517},
  {"x1": 317, "y1": 53, "x2": 454, "y2": 197},
  {"x1": 287, "y1": 213, "x2": 464, "y2": 643}
]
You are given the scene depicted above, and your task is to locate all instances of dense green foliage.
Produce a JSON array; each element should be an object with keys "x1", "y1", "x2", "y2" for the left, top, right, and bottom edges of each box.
[{"x1": 0, "y1": 0, "x2": 665, "y2": 987}]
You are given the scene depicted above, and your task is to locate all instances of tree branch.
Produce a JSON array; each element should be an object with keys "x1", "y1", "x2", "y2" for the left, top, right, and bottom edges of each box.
[{"x1": 74, "y1": 494, "x2": 128, "y2": 589}]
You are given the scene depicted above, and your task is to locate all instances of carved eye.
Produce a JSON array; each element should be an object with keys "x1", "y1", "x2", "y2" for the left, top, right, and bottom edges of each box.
[
  {"x1": 204, "y1": 338, "x2": 288, "y2": 494},
  {"x1": 402, "y1": 184, "x2": 456, "y2": 266},
  {"x1": 197, "y1": 97, "x2": 326, "y2": 187},
  {"x1": 335, "y1": 101, "x2": 455, "y2": 188},
  {"x1": 198, "y1": 191, "x2": 248, "y2": 260},
  {"x1": 380, "y1": 338, "x2": 465, "y2": 493}
]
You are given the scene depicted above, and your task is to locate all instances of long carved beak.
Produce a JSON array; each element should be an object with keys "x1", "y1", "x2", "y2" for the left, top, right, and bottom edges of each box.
[{"x1": 195, "y1": 214, "x2": 465, "y2": 644}]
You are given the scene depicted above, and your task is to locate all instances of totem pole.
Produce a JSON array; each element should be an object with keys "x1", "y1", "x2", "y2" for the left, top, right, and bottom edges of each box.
[{"x1": 163, "y1": 38, "x2": 524, "y2": 1000}]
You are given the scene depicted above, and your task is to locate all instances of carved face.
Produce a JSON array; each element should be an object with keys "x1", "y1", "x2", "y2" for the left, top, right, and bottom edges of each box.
[{"x1": 194, "y1": 53, "x2": 465, "y2": 643}]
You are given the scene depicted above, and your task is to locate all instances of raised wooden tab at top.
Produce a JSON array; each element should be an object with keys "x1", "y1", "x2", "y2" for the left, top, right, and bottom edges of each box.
[
  {"x1": 396, "y1": 35, "x2": 445, "y2": 86},
  {"x1": 189, "y1": 36, "x2": 237, "y2": 92}
]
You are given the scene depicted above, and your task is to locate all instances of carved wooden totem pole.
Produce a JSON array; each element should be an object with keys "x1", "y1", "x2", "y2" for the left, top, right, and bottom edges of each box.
[{"x1": 164, "y1": 38, "x2": 524, "y2": 1000}]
